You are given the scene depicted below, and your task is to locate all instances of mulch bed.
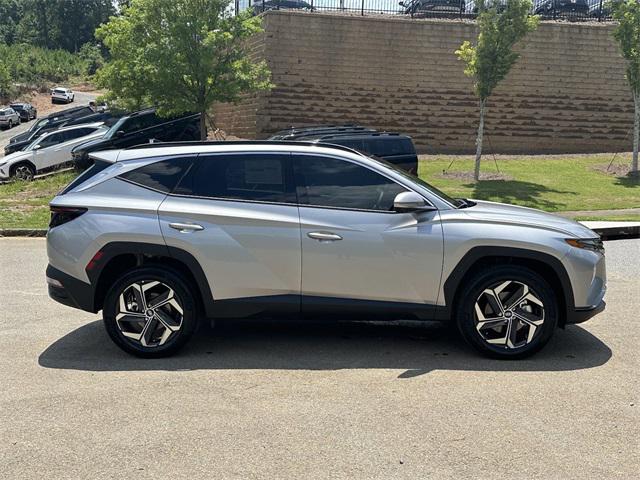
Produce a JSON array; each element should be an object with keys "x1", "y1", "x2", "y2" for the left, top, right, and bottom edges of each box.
[{"x1": 435, "y1": 171, "x2": 514, "y2": 182}]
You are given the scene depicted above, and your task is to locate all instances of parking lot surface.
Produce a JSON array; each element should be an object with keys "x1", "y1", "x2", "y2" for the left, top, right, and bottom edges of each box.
[{"x1": 0, "y1": 238, "x2": 638, "y2": 479}]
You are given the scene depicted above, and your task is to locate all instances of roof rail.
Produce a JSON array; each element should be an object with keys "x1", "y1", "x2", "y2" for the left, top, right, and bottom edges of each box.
[
  {"x1": 316, "y1": 132, "x2": 403, "y2": 140},
  {"x1": 124, "y1": 139, "x2": 365, "y2": 156}
]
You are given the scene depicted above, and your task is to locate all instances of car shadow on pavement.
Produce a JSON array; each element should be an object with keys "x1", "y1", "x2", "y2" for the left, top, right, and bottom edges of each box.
[{"x1": 38, "y1": 319, "x2": 612, "y2": 378}]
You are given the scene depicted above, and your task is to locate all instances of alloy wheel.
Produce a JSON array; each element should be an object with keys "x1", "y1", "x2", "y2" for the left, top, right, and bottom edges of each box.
[
  {"x1": 474, "y1": 280, "x2": 545, "y2": 349},
  {"x1": 14, "y1": 165, "x2": 34, "y2": 181},
  {"x1": 116, "y1": 280, "x2": 184, "y2": 348}
]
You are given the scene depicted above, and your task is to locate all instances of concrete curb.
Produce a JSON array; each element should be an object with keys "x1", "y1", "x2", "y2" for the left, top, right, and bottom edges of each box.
[{"x1": 581, "y1": 222, "x2": 640, "y2": 241}]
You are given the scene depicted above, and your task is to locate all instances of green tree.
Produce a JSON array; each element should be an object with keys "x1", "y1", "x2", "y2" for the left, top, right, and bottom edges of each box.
[
  {"x1": 14, "y1": 0, "x2": 114, "y2": 51},
  {"x1": 612, "y1": 0, "x2": 640, "y2": 176},
  {"x1": 456, "y1": 0, "x2": 538, "y2": 180},
  {"x1": 95, "y1": 0, "x2": 272, "y2": 139}
]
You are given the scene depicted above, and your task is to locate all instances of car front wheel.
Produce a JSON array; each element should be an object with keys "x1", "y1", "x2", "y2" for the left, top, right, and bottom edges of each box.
[
  {"x1": 103, "y1": 267, "x2": 199, "y2": 357},
  {"x1": 455, "y1": 266, "x2": 558, "y2": 359},
  {"x1": 11, "y1": 162, "x2": 36, "y2": 181}
]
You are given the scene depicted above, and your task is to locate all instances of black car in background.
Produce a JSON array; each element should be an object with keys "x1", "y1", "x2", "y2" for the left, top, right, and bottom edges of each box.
[
  {"x1": 71, "y1": 108, "x2": 201, "y2": 170},
  {"x1": 252, "y1": 0, "x2": 313, "y2": 13},
  {"x1": 269, "y1": 125, "x2": 377, "y2": 140},
  {"x1": 269, "y1": 125, "x2": 419, "y2": 174},
  {"x1": 308, "y1": 132, "x2": 419, "y2": 174},
  {"x1": 400, "y1": 0, "x2": 465, "y2": 16},
  {"x1": 9, "y1": 103, "x2": 37, "y2": 122},
  {"x1": 4, "y1": 106, "x2": 98, "y2": 156},
  {"x1": 533, "y1": 0, "x2": 589, "y2": 16}
]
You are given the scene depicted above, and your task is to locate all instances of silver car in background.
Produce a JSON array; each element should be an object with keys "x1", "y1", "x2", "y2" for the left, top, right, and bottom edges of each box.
[
  {"x1": 46, "y1": 142, "x2": 606, "y2": 359},
  {"x1": 0, "y1": 107, "x2": 21, "y2": 129}
]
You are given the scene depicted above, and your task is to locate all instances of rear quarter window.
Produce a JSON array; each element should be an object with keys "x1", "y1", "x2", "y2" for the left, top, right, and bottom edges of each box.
[{"x1": 118, "y1": 156, "x2": 195, "y2": 193}]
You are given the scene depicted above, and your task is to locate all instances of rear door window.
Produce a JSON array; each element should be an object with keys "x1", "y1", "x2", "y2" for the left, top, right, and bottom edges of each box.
[{"x1": 176, "y1": 154, "x2": 293, "y2": 203}]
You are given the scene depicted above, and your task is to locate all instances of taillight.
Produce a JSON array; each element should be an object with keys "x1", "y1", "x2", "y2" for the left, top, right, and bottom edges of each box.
[{"x1": 49, "y1": 206, "x2": 87, "y2": 228}]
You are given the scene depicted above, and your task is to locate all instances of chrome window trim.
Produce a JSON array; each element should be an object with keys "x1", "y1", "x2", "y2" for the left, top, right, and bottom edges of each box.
[{"x1": 115, "y1": 149, "x2": 445, "y2": 215}]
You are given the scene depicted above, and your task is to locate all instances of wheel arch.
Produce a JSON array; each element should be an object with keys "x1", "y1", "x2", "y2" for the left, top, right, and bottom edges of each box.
[
  {"x1": 443, "y1": 247, "x2": 574, "y2": 327},
  {"x1": 89, "y1": 242, "x2": 215, "y2": 317},
  {"x1": 9, "y1": 160, "x2": 37, "y2": 176}
]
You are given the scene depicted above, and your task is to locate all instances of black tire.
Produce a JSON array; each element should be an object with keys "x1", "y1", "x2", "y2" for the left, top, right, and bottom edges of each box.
[
  {"x1": 455, "y1": 266, "x2": 558, "y2": 359},
  {"x1": 103, "y1": 267, "x2": 199, "y2": 358},
  {"x1": 11, "y1": 162, "x2": 36, "y2": 181}
]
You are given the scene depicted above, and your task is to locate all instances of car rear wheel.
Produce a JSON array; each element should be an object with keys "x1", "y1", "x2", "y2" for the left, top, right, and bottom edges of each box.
[
  {"x1": 103, "y1": 267, "x2": 199, "y2": 358},
  {"x1": 455, "y1": 266, "x2": 558, "y2": 359},
  {"x1": 11, "y1": 162, "x2": 35, "y2": 181}
]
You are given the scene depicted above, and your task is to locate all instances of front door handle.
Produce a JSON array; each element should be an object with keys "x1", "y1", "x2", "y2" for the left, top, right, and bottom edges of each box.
[
  {"x1": 307, "y1": 231, "x2": 342, "y2": 242},
  {"x1": 169, "y1": 222, "x2": 204, "y2": 233}
]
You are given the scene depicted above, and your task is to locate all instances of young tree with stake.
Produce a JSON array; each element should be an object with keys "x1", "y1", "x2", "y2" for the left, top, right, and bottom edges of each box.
[
  {"x1": 95, "y1": 0, "x2": 272, "y2": 140},
  {"x1": 456, "y1": 0, "x2": 538, "y2": 181},
  {"x1": 612, "y1": 0, "x2": 640, "y2": 176}
]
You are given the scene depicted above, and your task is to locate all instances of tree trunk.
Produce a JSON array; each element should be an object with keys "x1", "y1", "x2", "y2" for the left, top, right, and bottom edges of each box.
[
  {"x1": 200, "y1": 111, "x2": 207, "y2": 141},
  {"x1": 633, "y1": 92, "x2": 639, "y2": 176},
  {"x1": 474, "y1": 98, "x2": 486, "y2": 181}
]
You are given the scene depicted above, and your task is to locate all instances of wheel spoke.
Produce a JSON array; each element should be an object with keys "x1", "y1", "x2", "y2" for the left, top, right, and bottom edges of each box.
[
  {"x1": 154, "y1": 309, "x2": 181, "y2": 332},
  {"x1": 131, "y1": 283, "x2": 147, "y2": 311},
  {"x1": 147, "y1": 287, "x2": 174, "y2": 309},
  {"x1": 480, "y1": 288, "x2": 504, "y2": 316},
  {"x1": 140, "y1": 317, "x2": 159, "y2": 347}
]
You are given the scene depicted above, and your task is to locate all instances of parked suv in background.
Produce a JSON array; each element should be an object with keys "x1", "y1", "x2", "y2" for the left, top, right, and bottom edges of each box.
[
  {"x1": 51, "y1": 87, "x2": 75, "y2": 104},
  {"x1": 305, "y1": 132, "x2": 418, "y2": 174},
  {"x1": 0, "y1": 123, "x2": 107, "y2": 181},
  {"x1": 71, "y1": 108, "x2": 201, "y2": 170},
  {"x1": 9, "y1": 103, "x2": 37, "y2": 122},
  {"x1": 6, "y1": 106, "x2": 95, "y2": 155},
  {"x1": 0, "y1": 107, "x2": 20, "y2": 129},
  {"x1": 269, "y1": 125, "x2": 418, "y2": 173},
  {"x1": 46, "y1": 142, "x2": 606, "y2": 359}
]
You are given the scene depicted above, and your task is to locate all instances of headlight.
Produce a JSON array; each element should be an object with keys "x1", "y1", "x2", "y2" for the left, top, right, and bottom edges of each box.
[{"x1": 565, "y1": 238, "x2": 604, "y2": 254}]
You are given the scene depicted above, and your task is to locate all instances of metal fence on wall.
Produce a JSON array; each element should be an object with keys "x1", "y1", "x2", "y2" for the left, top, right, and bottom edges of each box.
[{"x1": 235, "y1": 0, "x2": 615, "y2": 22}]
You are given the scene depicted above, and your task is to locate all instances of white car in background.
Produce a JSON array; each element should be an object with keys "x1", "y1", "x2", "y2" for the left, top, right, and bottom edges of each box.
[
  {"x1": 51, "y1": 87, "x2": 75, "y2": 104},
  {"x1": 0, "y1": 123, "x2": 107, "y2": 181}
]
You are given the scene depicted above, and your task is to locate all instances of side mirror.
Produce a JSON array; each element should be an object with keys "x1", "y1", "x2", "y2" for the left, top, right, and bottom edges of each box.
[
  {"x1": 393, "y1": 191, "x2": 436, "y2": 213},
  {"x1": 32, "y1": 144, "x2": 41, "y2": 151},
  {"x1": 116, "y1": 130, "x2": 125, "y2": 137}
]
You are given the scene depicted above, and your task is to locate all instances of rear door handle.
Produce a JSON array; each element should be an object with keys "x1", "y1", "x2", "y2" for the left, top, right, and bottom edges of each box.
[
  {"x1": 169, "y1": 222, "x2": 204, "y2": 233},
  {"x1": 307, "y1": 231, "x2": 342, "y2": 242}
]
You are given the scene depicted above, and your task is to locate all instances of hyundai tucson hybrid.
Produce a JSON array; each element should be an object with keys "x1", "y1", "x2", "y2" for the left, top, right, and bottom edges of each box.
[{"x1": 46, "y1": 142, "x2": 606, "y2": 359}]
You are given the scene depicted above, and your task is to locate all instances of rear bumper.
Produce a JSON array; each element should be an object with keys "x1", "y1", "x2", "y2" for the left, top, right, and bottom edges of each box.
[
  {"x1": 565, "y1": 300, "x2": 606, "y2": 325},
  {"x1": 46, "y1": 264, "x2": 97, "y2": 313}
]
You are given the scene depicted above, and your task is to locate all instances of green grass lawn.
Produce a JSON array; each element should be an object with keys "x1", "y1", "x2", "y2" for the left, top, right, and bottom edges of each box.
[
  {"x1": 420, "y1": 154, "x2": 640, "y2": 213},
  {"x1": 0, "y1": 155, "x2": 639, "y2": 230},
  {"x1": 0, "y1": 171, "x2": 76, "y2": 229}
]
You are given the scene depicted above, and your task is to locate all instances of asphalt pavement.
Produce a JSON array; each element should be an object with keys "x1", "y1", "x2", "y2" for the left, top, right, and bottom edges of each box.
[
  {"x1": 0, "y1": 238, "x2": 638, "y2": 479},
  {"x1": 0, "y1": 91, "x2": 97, "y2": 154}
]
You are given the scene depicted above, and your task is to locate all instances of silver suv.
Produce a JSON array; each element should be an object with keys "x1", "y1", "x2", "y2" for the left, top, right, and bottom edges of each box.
[{"x1": 46, "y1": 142, "x2": 606, "y2": 359}]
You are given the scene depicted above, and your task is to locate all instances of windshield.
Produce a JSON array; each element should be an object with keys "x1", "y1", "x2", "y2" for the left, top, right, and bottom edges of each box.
[
  {"x1": 358, "y1": 152, "x2": 465, "y2": 208},
  {"x1": 104, "y1": 116, "x2": 128, "y2": 139},
  {"x1": 29, "y1": 118, "x2": 48, "y2": 132}
]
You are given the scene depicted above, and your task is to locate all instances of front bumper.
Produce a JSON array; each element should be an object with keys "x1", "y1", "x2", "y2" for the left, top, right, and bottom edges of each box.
[
  {"x1": 565, "y1": 300, "x2": 606, "y2": 325},
  {"x1": 46, "y1": 264, "x2": 96, "y2": 313}
]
